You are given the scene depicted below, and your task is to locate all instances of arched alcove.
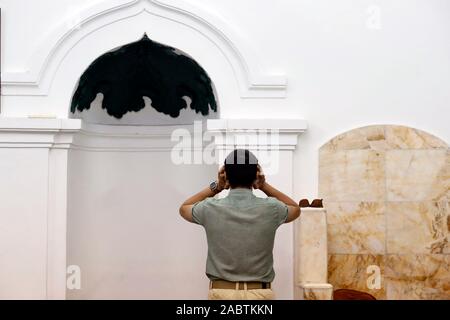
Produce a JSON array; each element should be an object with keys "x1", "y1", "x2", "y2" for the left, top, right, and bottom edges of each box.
[
  {"x1": 64, "y1": 20, "x2": 226, "y2": 300},
  {"x1": 65, "y1": 34, "x2": 223, "y2": 299},
  {"x1": 319, "y1": 125, "x2": 449, "y2": 300},
  {"x1": 69, "y1": 34, "x2": 219, "y2": 125}
]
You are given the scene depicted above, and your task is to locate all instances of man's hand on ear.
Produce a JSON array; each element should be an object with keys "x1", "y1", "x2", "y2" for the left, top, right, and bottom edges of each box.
[
  {"x1": 217, "y1": 166, "x2": 230, "y2": 192},
  {"x1": 255, "y1": 164, "x2": 301, "y2": 223},
  {"x1": 179, "y1": 166, "x2": 230, "y2": 222},
  {"x1": 253, "y1": 165, "x2": 266, "y2": 190}
]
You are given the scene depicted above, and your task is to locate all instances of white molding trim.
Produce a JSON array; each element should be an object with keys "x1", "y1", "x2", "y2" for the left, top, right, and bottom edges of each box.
[
  {"x1": 2, "y1": 0, "x2": 287, "y2": 98},
  {"x1": 0, "y1": 118, "x2": 307, "y2": 152},
  {"x1": 0, "y1": 118, "x2": 82, "y2": 148},
  {"x1": 71, "y1": 122, "x2": 197, "y2": 152},
  {"x1": 72, "y1": 119, "x2": 307, "y2": 152},
  {"x1": 207, "y1": 119, "x2": 307, "y2": 151}
]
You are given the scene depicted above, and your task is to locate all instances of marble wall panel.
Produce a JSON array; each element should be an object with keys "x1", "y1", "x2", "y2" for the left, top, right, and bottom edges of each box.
[
  {"x1": 385, "y1": 254, "x2": 450, "y2": 300},
  {"x1": 320, "y1": 126, "x2": 387, "y2": 152},
  {"x1": 385, "y1": 126, "x2": 448, "y2": 150},
  {"x1": 386, "y1": 150, "x2": 448, "y2": 202},
  {"x1": 386, "y1": 201, "x2": 449, "y2": 254},
  {"x1": 328, "y1": 254, "x2": 385, "y2": 300},
  {"x1": 319, "y1": 125, "x2": 449, "y2": 300},
  {"x1": 319, "y1": 150, "x2": 385, "y2": 202},
  {"x1": 325, "y1": 202, "x2": 385, "y2": 254}
]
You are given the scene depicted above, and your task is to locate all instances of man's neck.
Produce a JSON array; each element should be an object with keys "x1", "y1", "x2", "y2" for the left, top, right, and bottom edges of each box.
[{"x1": 230, "y1": 186, "x2": 252, "y2": 190}]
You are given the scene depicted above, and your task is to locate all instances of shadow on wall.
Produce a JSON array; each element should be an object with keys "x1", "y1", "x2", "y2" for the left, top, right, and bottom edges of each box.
[{"x1": 319, "y1": 125, "x2": 449, "y2": 300}]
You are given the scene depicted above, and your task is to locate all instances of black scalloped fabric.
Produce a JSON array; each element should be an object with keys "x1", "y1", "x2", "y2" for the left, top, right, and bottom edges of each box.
[{"x1": 71, "y1": 34, "x2": 217, "y2": 119}]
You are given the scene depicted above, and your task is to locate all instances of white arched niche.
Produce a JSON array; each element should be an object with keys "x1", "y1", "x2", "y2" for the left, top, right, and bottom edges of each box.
[
  {"x1": 1, "y1": 0, "x2": 287, "y2": 119},
  {"x1": 64, "y1": 18, "x2": 223, "y2": 299},
  {"x1": 62, "y1": 1, "x2": 236, "y2": 301}
]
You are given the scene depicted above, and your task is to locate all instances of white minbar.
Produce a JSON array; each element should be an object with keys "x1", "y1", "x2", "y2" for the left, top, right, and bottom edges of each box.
[
  {"x1": 206, "y1": 119, "x2": 307, "y2": 299},
  {"x1": 294, "y1": 207, "x2": 333, "y2": 300}
]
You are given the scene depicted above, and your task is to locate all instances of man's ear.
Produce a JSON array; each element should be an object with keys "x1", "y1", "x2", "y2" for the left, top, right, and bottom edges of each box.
[{"x1": 224, "y1": 172, "x2": 230, "y2": 189}]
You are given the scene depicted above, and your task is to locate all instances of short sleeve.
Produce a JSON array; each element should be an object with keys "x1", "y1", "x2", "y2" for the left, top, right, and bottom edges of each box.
[
  {"x1": 267, "y1": 197, "x2": 289, "y2": 227},
  {"x1": 191, "y1": 199, "x2": 208, "y2": 225}
]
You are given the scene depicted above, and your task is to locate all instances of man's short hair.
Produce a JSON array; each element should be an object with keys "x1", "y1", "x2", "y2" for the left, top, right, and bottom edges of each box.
[{"x1": 224, "y1": 149, "x2": 258, "y2": 188}]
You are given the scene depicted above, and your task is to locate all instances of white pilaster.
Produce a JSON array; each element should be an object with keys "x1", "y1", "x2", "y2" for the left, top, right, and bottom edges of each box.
[{"x1": 0, "y1": 118, "x2": 81, "y2": 299}]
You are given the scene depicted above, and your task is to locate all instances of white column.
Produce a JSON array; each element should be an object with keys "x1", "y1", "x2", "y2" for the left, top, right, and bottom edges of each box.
[
  {"x1": 0, "y1": 118, "x2": 81, "y2": 299},
  {"x1": 46, "y1": 121, "x2": 82, "y2": 299},
  {"x1": 206, "y1": 119, "x2": 307, "y2": 299}
]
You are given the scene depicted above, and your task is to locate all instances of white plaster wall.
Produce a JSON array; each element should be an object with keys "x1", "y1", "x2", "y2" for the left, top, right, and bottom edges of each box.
[
  {"x1": 67, "y1": 149, "x2": 217, "y2": 299},
  {"x1": 0, "y1": 0, "x2": 103, "y2": 70},
  {"x1": 185, "y1": 0, "x2": 450, "y2": 198},
  {"x1": 0, "y1": 148, "x2": 49, "y2": 299}
]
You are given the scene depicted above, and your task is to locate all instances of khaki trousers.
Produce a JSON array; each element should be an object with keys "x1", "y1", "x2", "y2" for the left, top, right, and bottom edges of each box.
[{"x1": 208, "y1": 282, "x2": 275, "y2": 300}]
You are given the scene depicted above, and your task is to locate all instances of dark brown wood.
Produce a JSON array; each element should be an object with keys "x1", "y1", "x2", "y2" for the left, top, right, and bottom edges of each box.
[
  {"x1": 333, "y1": 289, "x2": 377, "y2": 300},
  {"x1": 298, "y1": 199, "x2": 323, "y2": 208},
  {"x1": 310, "y1": 199, "x2": 323, "y2": 208}
]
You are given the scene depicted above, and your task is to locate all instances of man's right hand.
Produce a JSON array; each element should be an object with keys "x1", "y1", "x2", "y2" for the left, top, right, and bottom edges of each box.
[{"x1": 253, "y1": 165, "x2": 266, "y2": 190}]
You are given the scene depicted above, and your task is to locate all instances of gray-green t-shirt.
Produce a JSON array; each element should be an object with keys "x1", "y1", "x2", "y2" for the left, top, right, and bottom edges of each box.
[{"x1": 192, "y1": 188, "x2": 288, "y2": 283}]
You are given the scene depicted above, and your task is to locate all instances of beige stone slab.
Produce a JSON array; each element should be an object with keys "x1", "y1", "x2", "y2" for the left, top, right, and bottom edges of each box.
[
  {"x1": 385, "y1": 254, "x2": 450, "y2": 300},
  {"x1": 301, "y1": 283, "x2": 334, "y2": 300},
  {"x1": 385, "y1": 126, "x2": 448, "y2": 149},
  {"x1": 386, "y1": 149, "x2": 449, "y2": 202},
  {"x1": 294, "y1": 208, "x2": 328, "y2": 284},
  {"x1": 320, "y1": 126, "x2": 388, "y2": 152},
  {"x1": 328, "y1": 254, "x2": 386, "y2": 300},
  {"x1": 386, "y1": 201, "x2": 449, "y2": 254},
  {"x1": 325, "y1": 202, "x2": 385, "y2": 254},
  {"x1": 319, "y1": 150, "x2": 385, "y2": 202}
]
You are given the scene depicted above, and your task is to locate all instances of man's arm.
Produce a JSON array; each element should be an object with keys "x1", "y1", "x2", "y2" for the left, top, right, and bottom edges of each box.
[
  {"x1": 260, "y1": 183, "x2": 300, "y2": 223},
  {"x1": 254, "y1": 166, "x2": 300, "y2": 223},
  {"x1": 179, "y1": 187, "x2": 218, "y2": 223},
  {"x1": 179, "y1": 166, "x2": 228, "y2": 223}
]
